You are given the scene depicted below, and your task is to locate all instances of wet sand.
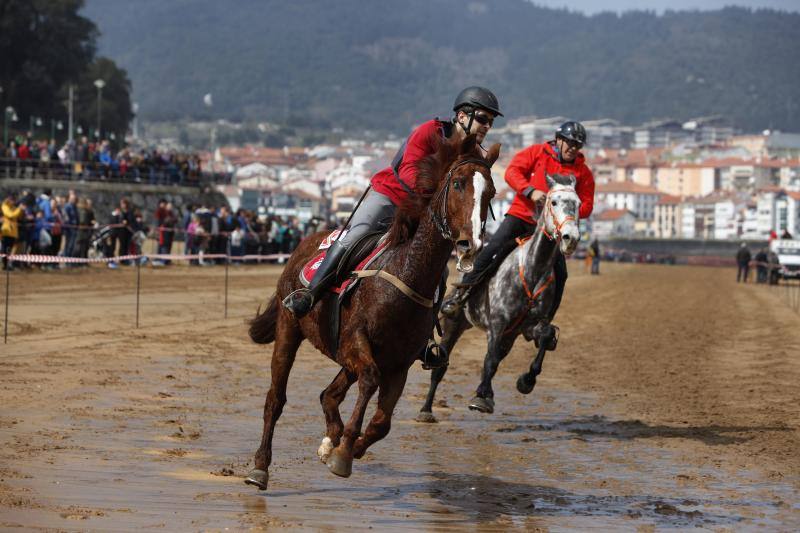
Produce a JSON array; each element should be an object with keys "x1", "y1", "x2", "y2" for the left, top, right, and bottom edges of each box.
[{"x1": 1, "y1": 261, "x2": 798, "y2": 530}]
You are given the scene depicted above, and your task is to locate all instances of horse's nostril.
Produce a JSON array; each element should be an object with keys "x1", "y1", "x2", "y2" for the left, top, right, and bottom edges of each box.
[
  {"x1": 563, "y1": 234, "x2": 571, "y2": 242},
  {"x1": 456, "y1": 239, "x2": 471, "y2": 252}
]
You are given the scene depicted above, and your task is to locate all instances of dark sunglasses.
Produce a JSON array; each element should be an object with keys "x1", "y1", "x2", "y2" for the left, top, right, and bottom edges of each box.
[
  {"x1": 562, "y1": 138, "x2": 583, "y2": 150},
  {"x1": 472, "y1": 113, "x2": 494, "y2": 127}
]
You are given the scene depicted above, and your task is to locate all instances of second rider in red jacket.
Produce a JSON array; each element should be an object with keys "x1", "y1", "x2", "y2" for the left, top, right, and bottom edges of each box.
[{"x1": 441, "y1": 121, "x2": 595, "y2": 321}]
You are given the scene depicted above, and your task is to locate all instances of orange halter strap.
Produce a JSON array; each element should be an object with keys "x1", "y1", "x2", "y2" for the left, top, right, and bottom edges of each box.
[
  {"x1": 541, "y1": 193, "x2": 576, "y2": 242},
  {"x1": 502, "y1": 237, "x2": 555, "y2": 335}
]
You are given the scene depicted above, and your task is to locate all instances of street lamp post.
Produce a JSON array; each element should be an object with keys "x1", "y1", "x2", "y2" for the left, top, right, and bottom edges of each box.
[
  {"x1": 3, "y1": 106, "x2": 15, "y2": 147},
  {"x1": 51, "y1": 119, "x2": 63, "y2": 140},
  {"x1": 132, "y1": 102, "x2": 139, "y2": 139},
  {"x1": 94, "y1": 79, "x2": 105, "y2": 140},
  {"x1": 67, "y1": 84, "x2": 75, "y2": 143},
  {"x1": 29, "y1": 116, "x2": 42, "y2": 138}
]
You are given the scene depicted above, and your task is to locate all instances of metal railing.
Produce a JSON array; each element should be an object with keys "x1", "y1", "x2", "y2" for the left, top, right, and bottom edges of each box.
[{"x1": 0, "y1": 157, "x2": 231, "y2": 186}]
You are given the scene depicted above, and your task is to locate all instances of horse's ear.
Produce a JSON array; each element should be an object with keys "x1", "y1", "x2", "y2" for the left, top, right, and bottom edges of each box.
[
  {"x1": 546, "y1": 174, "x2": 556, "y2": 189},
  {"x1": 485, "y1": 143, "x2": 501, "y2": 167},
  {"x1": 568, "y1": 174, "x2": 577, "y2": 187},
  {"x1": 460, "y1": 134, "x2": 478, "y2": 155}
]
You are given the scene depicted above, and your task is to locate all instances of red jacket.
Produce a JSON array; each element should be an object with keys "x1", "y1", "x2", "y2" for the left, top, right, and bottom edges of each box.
[
  {"x1": 371, "y1": 119, "x2": 447, "y2": 206},
  {"x1": 504, "y1": 141, "x2": 594, "y2": 223}
]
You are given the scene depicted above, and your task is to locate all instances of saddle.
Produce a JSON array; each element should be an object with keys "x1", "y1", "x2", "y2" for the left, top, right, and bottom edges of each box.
[
  {"x1": 299, "y1": 229, "x2": 388, "y2": 357},
  {"x1": 299, "y1": 229, "x2": 388, "y2": 292}
]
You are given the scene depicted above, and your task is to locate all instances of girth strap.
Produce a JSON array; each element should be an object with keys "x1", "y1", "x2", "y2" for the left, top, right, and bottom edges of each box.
[{"x1": 352, "y1": 269, "x2": 434, "y2": 308}]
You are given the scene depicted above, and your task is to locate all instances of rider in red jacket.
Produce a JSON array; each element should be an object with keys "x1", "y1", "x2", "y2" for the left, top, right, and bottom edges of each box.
[
  {"x1": 282, "y1": 87, "x2": 503, "y2": 320},
  {"x1": 441, "y1": 121, "x2": 595, "y2": 320}
]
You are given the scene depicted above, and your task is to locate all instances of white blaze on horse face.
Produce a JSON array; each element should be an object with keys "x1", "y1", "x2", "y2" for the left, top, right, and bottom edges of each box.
[{"x1": 471, "y1": 171, "x2": 486, "y2": 250}]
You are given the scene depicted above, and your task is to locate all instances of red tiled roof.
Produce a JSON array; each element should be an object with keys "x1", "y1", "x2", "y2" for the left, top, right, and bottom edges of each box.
[
  {"x1": 656, "y1": 194, "x2": 681, "y2": 205},
  {"x1": 596, "y1": 181, "x2": 662, "y2": 194},
  {"x1": 756, "y1": 185, "x2": 785, "y2": 194},
  {"x1": 786, "y1": 191, "x2": 800, "y2": 201},
  {"x1": 595, "y1": 209, "x2": 634, "y2": 221},
  {"x1": 589, "y1": 147, "x2": 665, "y2": 167}
]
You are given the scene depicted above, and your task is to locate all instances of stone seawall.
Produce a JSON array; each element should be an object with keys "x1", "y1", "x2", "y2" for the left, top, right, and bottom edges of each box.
[
  {"x1": 598, "y1": 237, "x2": 769, "y2": 265},
  {"x1": 0, "y1": 177, "x2": 228, "y2": 223}
]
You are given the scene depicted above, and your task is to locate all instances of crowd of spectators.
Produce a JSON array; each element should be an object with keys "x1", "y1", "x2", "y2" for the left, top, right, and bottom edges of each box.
[
  {"x1": 1, "y1": 135, "x2": 208, "y2": 185},
  {"x1": 1, "y1": 188, "x2": 99, "y2": 270},
  {"x1": 164, "y1": 204, "x2": 325, "y2": 267},
  {"x1": 1, "y1": 187, "x2": 323, "y2": 271}
]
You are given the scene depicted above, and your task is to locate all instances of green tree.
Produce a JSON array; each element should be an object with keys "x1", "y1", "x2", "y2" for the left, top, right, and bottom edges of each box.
[
  {"x1": 0, "y1": 0, "x2": 133, "y2": 142},
  {"x1": 73, "y1": 57, "x2": 133, "y2": 141},
  {"x1": 0, "y1": 0, "x2": 97, "y2": 120}
]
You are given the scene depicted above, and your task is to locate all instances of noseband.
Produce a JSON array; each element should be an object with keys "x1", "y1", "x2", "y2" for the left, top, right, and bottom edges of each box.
[
  {"x1": 431, "y1": 158, "x2": 492, "y2": 242},
  {"x1": 541, "y1": 188, "x2": 577, "y2": 242}
]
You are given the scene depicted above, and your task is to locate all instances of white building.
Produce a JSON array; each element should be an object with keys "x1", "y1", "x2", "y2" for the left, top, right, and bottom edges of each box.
[
  {"x1": 654, "y1": 195, "x2": 682, "y2": 238},
  {"x1": 595, "y1": 182, "x2": 663, "y2": 222},
  {"x1": 592, "y1": 209, "x2": 637, "y2": 238},
  {"x1": 712, "y1": 195, "x2": 739, "y2": 240}
]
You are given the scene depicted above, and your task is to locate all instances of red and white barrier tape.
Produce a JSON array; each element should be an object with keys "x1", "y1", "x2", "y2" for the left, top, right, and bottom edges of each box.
[{"x1": 0, "y1": 253, "x2": 291, "y2": 264}]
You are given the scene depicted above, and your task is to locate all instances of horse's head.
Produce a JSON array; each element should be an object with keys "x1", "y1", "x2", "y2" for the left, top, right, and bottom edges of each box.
[
  {"x1": 432, "y1": 135, "x2": 500, "y2": 272},
  {"x1": 543, "y1": 173, "x2": 581, "y2": 255}
]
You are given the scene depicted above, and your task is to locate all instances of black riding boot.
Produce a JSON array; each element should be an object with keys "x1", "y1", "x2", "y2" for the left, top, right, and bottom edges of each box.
[
  {"x1": 419, "y1": 269, "x2": 451, "y2": 369},
  {"x1": 440, "y1": 284, "x2": 472, "y2": 318},
  {"x1": 282, "y1": 241, "x2": 349, "y2": 318}
]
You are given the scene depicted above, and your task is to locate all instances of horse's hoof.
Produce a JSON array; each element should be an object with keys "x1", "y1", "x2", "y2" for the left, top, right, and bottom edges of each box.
[
  {"x1": 468, "y1": 396, "x2": 494, "y2": 414},
  {"x1": 415, "y1": 411, "x2": 438, "y2": 424},
  {"x1": 327, "y1": 447, "x2": 353, "y2": 478},
  {"x1": 516, "y1": 374, "x2": 535, "y2": 394},
  {"x1": 317, "y1": 436, "x2": 334, "y2": 463},
  {"x1": 244, "y1": 469, "x2": 269, "y2": 490}
]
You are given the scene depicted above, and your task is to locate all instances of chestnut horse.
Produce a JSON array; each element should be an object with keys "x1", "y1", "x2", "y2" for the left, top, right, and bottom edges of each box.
[{"x1": 244, "y1": 134, "x2": 499, "y2": 490}]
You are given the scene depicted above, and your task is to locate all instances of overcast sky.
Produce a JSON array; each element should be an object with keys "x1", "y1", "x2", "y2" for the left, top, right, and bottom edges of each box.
[{"x1": 533, "y1": 0, "x2": 800, "y2": 14}]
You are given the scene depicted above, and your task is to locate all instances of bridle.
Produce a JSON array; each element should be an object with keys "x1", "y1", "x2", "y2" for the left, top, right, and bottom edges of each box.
[
  {"x1": 541, "y1": 186, "x2": 578, "y2": 242},
  {"x1": 431, "y1": 158, "x2": 492, "y2": 242}
]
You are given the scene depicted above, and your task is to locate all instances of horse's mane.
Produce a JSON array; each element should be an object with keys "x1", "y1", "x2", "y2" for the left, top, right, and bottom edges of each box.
[
  {"x1": 384, "y1": 135, "x2": 465, "y2": 248},
  {"x1": 548, "y1": 173, "x2": 577, "y2": 188}
]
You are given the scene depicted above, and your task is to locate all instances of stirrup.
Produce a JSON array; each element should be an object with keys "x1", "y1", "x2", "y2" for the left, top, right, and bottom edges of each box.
[
  {"x1": 420, "y1": 340, "x2": 448, "y2": 370},
  {"x1": 282, "y1": 288, "x2": 315, "y2": 318},
  {"x1": 440, "y1": 287, "x2": 470, "y2": 319}
]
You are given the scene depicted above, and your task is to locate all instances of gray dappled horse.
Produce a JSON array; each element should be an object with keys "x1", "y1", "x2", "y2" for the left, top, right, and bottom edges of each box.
[{"x1": 417, "y1": 174, "x2": 581, "y2": 419}]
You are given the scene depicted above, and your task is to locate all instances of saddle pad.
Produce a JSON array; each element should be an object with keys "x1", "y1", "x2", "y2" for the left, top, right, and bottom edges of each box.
[
  {"x1": 318, "y1": 229, "x2": 346, "y2": 250},
  {"x1": 299, "y1": 233, "x2": 389, "y2": 291}
]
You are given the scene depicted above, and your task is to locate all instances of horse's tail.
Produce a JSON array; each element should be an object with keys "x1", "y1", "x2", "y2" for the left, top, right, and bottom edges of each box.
[{"x1": 249, "y1": 295, "x2": 279, "y2": 344}]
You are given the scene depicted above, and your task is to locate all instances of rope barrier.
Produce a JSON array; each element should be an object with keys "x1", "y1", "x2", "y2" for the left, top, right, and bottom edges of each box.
[
  {"x1": 0, "y1": 251, "x2": 293, "y2": 344},
  {"x1": 0, "y1": 252, "x2": 290, "y2": 263}
]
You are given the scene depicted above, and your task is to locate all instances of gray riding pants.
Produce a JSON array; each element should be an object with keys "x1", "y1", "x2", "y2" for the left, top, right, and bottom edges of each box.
[{"x1": 338, "y1": 189, "x2": 396, "y2": 249}]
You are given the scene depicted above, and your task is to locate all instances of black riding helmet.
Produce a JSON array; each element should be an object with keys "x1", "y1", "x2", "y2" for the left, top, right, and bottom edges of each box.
[
  {"x1": 556, "y1": 121, "x2": 587, "y2": 146},
  {"x1": 453, "y1": 86, "x2": 503, "y2": 117}
]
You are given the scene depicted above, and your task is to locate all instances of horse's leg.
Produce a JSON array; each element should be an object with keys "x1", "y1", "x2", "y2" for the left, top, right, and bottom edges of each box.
[
  {"x1": 470, "y1": 332, "x2": 516, "y2": 414},
  {"x1": 326, "y1": 332, "x2": 380, "y2": 478},
  {"x1": 317, "y1": 368, "x2": 357, "y2": 463},
  {"x1": 244, "y1": 316, "x2": 302, "y2": 490},
  {"x1": 352, "y1": 368, "x2": 409, "y2": 459},
  {"x1": 417, "y1": 315, "x2": 471, "y2": 423},
  {"x1": 517, "y1": 341, "x2": 548, "y2": 395}
]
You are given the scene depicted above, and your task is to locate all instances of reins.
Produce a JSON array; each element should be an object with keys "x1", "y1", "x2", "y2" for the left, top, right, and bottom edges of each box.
[
  {"x1": 540, "y1": 189, "x2": 576, "y2": 242},
  {"x1": 356, "y1": 156, "x2": 492, "y2": 309},
  {"x1": 431, "y1": 157, "x2": 492, "y2": 242},
  {"x1": 501, "y1": 187, "x2": 576, "y2": 335}
]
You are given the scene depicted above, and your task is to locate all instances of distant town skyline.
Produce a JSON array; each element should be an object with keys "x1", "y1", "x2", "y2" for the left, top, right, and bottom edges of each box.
[{"x1": 534, "y1": 0, "x2": 799, "y2": 14}]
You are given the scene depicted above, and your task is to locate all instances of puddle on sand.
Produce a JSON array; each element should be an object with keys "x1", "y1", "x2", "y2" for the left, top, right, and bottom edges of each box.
[{"x1": 2, "y1": 353, "x2": 798, "y2": 530}]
